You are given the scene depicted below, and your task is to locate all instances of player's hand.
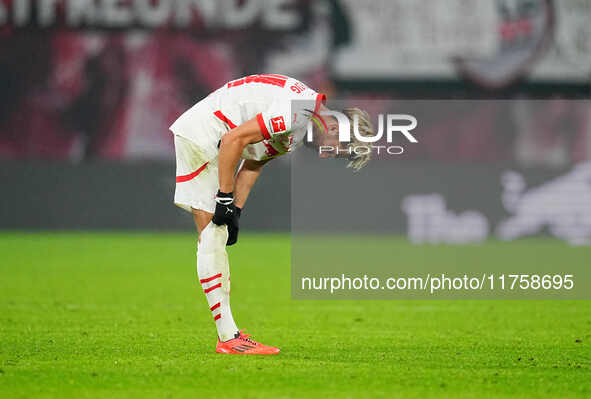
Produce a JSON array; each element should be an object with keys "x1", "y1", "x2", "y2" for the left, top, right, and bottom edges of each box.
[
  {"x1": 212, "y1": 191, "x2": 236, "y2": 226},
  {"x1": 226, "y1": 207, "x2": 241, "y2": 246},
  {"x1": 212, "y1": 191, "x2": 241, "y2": 245}
]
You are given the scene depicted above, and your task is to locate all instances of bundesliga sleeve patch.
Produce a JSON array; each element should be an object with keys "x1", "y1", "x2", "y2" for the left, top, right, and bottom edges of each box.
[{"x1": 270, "y1": 116, "x2": 286, "y2": 133}]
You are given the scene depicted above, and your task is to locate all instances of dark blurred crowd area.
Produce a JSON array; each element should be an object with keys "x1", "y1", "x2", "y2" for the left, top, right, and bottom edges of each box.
[{"x1": 1, "y1": 0, "x2": 590, "y2": 164}]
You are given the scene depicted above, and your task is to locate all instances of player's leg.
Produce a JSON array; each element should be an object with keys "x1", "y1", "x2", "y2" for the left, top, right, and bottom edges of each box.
[
  {"x1": 192, "y1": 208, "x2": 240, "y2": 342},
  {"x1": 193, "y1": 209, "x2": 279, "y2": 354},
  {"x1": 173, "y1": 135, "x2": 238, "y2": 341},
  {"x1": 174, "y1": 134, "x2": 279, "y2": 354}
]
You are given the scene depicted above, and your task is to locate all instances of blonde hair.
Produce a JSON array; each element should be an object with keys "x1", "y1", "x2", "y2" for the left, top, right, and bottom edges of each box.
[{"x1": 342, "y1": 108, "x2": 374, "y2": 171}]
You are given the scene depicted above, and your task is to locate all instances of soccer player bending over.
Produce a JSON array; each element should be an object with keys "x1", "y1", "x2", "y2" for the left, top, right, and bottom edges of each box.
[{"x1": 170, "y1": 74, "x2": 373, "y2": 355}]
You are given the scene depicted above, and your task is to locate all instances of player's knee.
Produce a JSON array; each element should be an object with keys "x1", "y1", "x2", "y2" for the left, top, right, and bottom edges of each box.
[{"x1": 193, "y1": 209, "x2": 214, "y2": 233}]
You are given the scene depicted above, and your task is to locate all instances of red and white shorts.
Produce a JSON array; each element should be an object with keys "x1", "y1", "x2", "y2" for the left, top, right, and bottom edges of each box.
[{"x1": 173, "y1": 135, "x2": 219, "y2": 214}]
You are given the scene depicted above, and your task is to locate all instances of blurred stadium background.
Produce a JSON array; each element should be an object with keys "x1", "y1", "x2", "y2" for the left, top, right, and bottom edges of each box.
[
  {"x1": 0, "y1": 0, "x2": 591, "y2": 238},
  {"x1": 1, "y1": 0, "x2": 590, "y2": 238}
]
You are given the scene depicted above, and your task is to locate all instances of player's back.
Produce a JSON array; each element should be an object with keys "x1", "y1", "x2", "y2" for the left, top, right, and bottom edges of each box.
[
  {"x1": 170, "y1": 74, "x2": 324, "y2": 162},
  {"x1": 205, "y1": 74, "x2": 318, "y2": 127}
]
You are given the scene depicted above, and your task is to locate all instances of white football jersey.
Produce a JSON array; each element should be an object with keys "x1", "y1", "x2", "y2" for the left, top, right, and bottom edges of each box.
[{"x1": 170, "y1": 74, "x2": 326, "y2": 161}]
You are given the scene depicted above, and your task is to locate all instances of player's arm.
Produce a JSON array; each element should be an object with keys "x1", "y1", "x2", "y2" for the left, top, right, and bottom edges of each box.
[
  {"x1": 213, "y1": 117, "x2": 267, "y2": 245},
  {"x1": 234, "y1": 159, "x2": 269, "y2": 209},
  {"x1": 218, "y1": 117, "x2": 264, "y2": 193}
]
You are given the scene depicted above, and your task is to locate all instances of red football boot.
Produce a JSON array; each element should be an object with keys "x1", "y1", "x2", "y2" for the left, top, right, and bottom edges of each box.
[{"x1": 216, "y1": 330, "x2": 280, "y2": 355}]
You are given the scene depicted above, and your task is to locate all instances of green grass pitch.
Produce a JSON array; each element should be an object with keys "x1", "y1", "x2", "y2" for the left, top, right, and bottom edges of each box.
[{"x1": 1, "y1": 232, "x2": 590, "y2": 398}]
